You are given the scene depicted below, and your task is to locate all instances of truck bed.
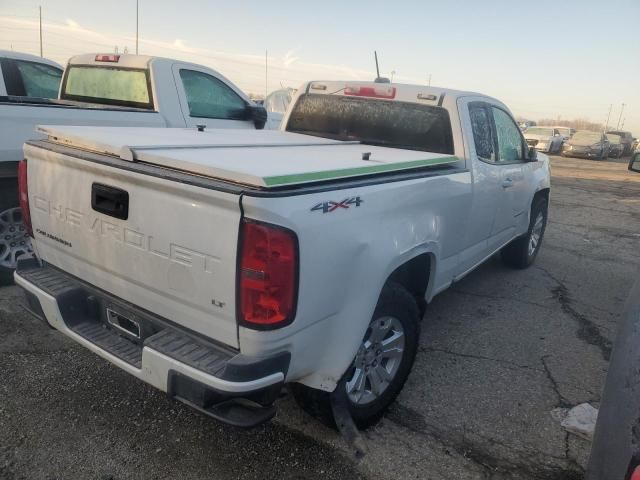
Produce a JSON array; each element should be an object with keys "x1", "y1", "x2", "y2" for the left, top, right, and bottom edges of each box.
[{"x1": 39, "y1": 125, "x2": 460, "y2": 188}]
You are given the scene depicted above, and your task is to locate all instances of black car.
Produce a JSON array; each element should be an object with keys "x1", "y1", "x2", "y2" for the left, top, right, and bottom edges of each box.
[
  {"x1": 586, "y1": 152, "x2": 640, "y2": 480},
  {"x1": 607, "y1": 134, "x2": 625, "y2": 158},
  {"x1": 562, "y1": 130, "x2": 610, "y2": 160},
  {"x1": 607, "y1": 130, "x2": 634, "y2": 156}
]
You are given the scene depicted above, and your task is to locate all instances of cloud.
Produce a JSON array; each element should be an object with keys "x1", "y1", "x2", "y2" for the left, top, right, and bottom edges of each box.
[
  {"x1": 283, "y1": 49, "x2": 299, "y2": 68},
  {"x1": 0, "y1": 15, "x2": 420, "y2": 94}
]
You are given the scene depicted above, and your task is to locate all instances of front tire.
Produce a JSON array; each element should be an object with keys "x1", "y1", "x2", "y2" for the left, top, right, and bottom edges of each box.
[
  {"x1": 501, "y1": 196, "x2": 548, "y2": 269},
  {"x1": 291, "y1": 283, "x2": 420, "y2": 429}
]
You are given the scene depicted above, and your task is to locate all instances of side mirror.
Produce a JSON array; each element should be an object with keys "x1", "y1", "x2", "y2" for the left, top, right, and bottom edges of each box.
[
  {"x1": 246, "y1": 104, "x2": 268, "y2": 130},
  {"x1": 527, "y1": 146, "x2": 538, "y2": 161},
  {"x1": 629, "y1": 152, "x2": 640, "y2": 173}
]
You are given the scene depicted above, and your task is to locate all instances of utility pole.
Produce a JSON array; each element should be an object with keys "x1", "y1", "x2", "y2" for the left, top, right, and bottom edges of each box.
[
  {"x1": 135, "y1": 0, "x2": 139, "y2": 54},
  {"x1": 265, "y1": 50, "x2": 268, "y2": 98},
  {"x1": 428, "y1": 74, "x2": 431, "y2": 86},
  {"x1": 39, "y1": 6, "x2": 43, "y2": 57},
  {"x1": 604, "y1": 104, "x2": 612, "y2": 131},
  {"x1": 616, "y1": 103, "x2": 625, "y2": 130},
  {"x1": 621, "y1": 118, "x2": 625, "y2": 129}
]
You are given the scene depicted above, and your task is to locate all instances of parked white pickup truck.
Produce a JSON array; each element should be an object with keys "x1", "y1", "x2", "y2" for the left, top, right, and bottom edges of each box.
[
  {"x1": 0, "y1": 52, "x2": 267, "y2": 283},
  {"x1": 15, "y1": 81, "x2": 550, "y2": 428}
]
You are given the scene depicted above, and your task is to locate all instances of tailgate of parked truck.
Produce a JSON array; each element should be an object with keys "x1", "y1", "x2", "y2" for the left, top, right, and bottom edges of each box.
[{"x1": 23, "y1": 140, "x2": 242, "y2": 348}]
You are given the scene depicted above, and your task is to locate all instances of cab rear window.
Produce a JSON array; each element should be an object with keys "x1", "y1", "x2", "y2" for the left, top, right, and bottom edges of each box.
[
  {"x1": 61, "y1": 66, "x2": 153, "y2": 109},
  {"x1": 287, "y1": 94, "x2": 454, "y2": 154}
]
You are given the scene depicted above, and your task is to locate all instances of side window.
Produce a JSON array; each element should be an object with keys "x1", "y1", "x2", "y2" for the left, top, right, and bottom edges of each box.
[
  {"x1": 2, "y1": 59, "x2": 62, "y2": 98},
  {"x1": 179, "y1": 69, "x2": 247, "y2": 120},
  {"x1": 492, "y1": 107, "x2": 524, "y2": 162},
  {"x1": 469, "y1": 104, "x2": 495, "y2": 161}
]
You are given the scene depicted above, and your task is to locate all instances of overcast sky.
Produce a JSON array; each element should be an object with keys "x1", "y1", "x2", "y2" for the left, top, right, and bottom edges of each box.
[{"x1": 1, "y1": 0, "x2": 639, "y2": 134}]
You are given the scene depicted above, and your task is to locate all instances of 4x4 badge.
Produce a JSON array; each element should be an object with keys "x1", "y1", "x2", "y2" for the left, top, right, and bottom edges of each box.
[{"x1": 311, "y1": 196, "x2": 363, "y2": 214}]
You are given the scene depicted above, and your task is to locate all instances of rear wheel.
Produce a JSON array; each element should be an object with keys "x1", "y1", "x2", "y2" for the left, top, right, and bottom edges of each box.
[
  {"x1": 0, "y1": 178, "x2": 31, "y2": 286},
  {"x1": 291, "y1": 283, "x2": 420, "y2": 429},
  {"x1": 501, "y1": 196, "x2": 548, "y2": 269}
]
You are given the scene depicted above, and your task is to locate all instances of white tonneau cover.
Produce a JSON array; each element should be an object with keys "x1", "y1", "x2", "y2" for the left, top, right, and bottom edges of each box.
[{"x1": 38, "y1": 126, "x2": 459, "y2": 188}]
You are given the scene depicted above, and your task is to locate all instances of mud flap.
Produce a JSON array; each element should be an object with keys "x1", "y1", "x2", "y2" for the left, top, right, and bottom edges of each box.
[{"x1": 330, "y1": 382, "x2": 368, "y2": 459}]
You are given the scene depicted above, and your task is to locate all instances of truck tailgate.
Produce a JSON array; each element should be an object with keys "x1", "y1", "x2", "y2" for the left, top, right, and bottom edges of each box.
[{"x1": 24, "y1": 143, "x2": 241, "y2": 348}]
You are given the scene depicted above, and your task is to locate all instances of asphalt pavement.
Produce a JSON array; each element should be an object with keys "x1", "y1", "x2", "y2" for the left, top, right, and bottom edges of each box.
[{"x1": 1, "y1": 155, "x2": 639, "y2": 480}]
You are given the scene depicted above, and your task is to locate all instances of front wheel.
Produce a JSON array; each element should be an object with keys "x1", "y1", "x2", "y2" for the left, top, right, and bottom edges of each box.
[
  {"x1": 291, "y1": 283, "x2": 420, "y2": 429},
  {"x1": 501, "y1": 196, "x2": 548, "y2": 269}
]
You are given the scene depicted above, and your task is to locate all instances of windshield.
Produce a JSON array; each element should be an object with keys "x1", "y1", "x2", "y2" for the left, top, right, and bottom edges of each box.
[
  {"x1": 571, "y1": 131, "x2": 601, "y2": 145},
  {"x1": 526, "y1": 127, "x2": 553, "y2": 136},
  {"x1": 606, "y1": 134, "x2": 621, "y2": 144},
  {"x1": 61, "y1": 66, "x2": 153, "y2": 109},
  {"x1": 556, "y1": 127, "x2": 571, "y2": 136},
  {"x1": 286, "y1": 94, "x2": 454, "y2": 153}
]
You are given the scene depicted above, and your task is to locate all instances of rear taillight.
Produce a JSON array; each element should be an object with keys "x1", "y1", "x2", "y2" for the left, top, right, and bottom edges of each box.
[
  {"x1": 238, "y1": 219, "x2": 298, "y2": 328},
  {"x1": 631, "y1": 466, "x2": 640, "y2": 480},
  {"x1": 17, "y1": 159, "x2": 32, "y2": 237}
]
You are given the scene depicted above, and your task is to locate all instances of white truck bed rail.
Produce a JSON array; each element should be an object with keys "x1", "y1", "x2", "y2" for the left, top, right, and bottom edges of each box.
[{"x1": 38, "y1": 125, "x2": 460, "y2": 188}]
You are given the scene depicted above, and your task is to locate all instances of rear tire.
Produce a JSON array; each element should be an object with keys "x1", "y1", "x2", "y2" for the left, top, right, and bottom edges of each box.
[
  {"x1": 0, "y1": 177, "x2": 31, "y2": 286},
  {"x1": 291, "y1": 282, "x2": 420, "y2": 429},
  {"x1": 501, "y1": 196, "x2": 548, "y2": 269}
]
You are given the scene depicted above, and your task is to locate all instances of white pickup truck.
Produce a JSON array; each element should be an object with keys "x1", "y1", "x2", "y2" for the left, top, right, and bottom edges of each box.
[
  {"x1": 0, "y1": 52, "x2": 267, "y2": 283},
  {"x1": 15, "y1": 81, "x2": 550, "y2": 428}
]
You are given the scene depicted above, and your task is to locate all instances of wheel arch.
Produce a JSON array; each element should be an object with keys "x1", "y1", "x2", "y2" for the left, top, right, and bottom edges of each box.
[{"x1": 384, "y1": 252, "x2": 434, "y2": 316}]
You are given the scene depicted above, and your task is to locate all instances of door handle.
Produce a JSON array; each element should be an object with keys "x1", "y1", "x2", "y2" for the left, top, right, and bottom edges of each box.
[
  {"x1": 92, "y1": 183, "x2": 129, "y2": 220},
  {"x1": 502, "y1": 178, "x2": 514, "y2": 189}
]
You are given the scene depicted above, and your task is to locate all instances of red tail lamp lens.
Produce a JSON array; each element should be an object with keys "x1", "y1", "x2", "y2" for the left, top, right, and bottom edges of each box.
[{"x1": 239, "y1": 220, "x2": 298, "y2": 328}]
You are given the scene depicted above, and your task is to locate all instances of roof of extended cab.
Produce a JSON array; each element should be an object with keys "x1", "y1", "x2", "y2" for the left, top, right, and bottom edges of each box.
[
  {"x1": 0, "y1": 50, "x2": 62, "y2": 69},
  {"x1": 68, "y1": 53, "x2": 156, "y2": 69},
  {"x1": 298, "y1": 80, "x2": 492, "y2": 103}
]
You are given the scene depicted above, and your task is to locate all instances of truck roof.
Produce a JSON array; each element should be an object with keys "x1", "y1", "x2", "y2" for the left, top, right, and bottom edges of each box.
[
  {"x1": 0, "y1": 50, "x2": 62, "y2": 69},
  {"x1": 67, "y1": 53, "x2": 228, "y2": 75},
  {"x1": 297, "y1": 80, "x2": 495, "y2": 105},
  {"x1": 37, "y1": 125, "x2": 459, "y2": 188}
]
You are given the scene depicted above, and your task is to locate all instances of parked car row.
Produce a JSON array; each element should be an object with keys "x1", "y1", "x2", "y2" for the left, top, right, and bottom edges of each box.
[{"x1": 522, "y1": 122, "x2": 636, "y2": 160}]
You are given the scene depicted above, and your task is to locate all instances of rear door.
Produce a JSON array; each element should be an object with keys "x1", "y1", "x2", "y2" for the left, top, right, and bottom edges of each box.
[
  {"x1": 172, "y1": 64, "x2": 254, "y2": 130},
  {"x1": 25, "y1": 143, "x2": 242, "y2": 348}
]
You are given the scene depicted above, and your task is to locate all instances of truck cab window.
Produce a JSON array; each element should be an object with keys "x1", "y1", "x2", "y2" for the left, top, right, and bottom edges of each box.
[
  {"x1": 15, "y1": 60, "x2": 62, "y2": 98},
  {"x1": 469, "y1": 105, "x2": 495, "y2": 161},
  {"x1": 179, "y1": 69, "x2": 247, "y2": 120},
  {"x1": 1, "y1": 59, "x2": 62, "y2": 99},
  {"x1": 492, "y1": 107, "x2": 524, "y2": 162}
]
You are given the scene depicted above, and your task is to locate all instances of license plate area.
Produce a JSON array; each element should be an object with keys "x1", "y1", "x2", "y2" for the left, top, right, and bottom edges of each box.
[{"x1": 106, "y1": 307, "x2": 140, "y2": 341}]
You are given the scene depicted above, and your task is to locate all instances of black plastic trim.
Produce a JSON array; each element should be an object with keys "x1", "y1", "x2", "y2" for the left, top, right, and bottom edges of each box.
[{"x1": 167, "y1": 370, "x2": 281, "y2": 428}]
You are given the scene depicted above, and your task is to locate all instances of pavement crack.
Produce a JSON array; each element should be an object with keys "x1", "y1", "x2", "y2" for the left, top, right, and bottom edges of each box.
[
  {"x1": 386, "y1": 404, "x2": 583, "y2": 479},
  {"x1": 423, "y1": 347, "x2": 543, "y2": 373},
  {"x1": 536, "y1": 266, "x2": 612, "y2": 361},
  {"x1": 451, "y1": 288, "x2": 554, "y2": 311},
  {"x1": 540, "y1": 355, "x2": 573, "y2": 408},
  {"x1": 541, "y1": 356, "x2": 572, "y2": 409}
]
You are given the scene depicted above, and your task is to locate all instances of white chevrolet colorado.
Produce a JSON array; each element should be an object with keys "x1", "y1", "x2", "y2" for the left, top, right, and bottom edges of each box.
[
  {"x1": 0, "y1": 52, "x2": 268, "y2": 283},
  {"x1": 15, "y1": 81, "x2": 550, "y2": 428}
]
